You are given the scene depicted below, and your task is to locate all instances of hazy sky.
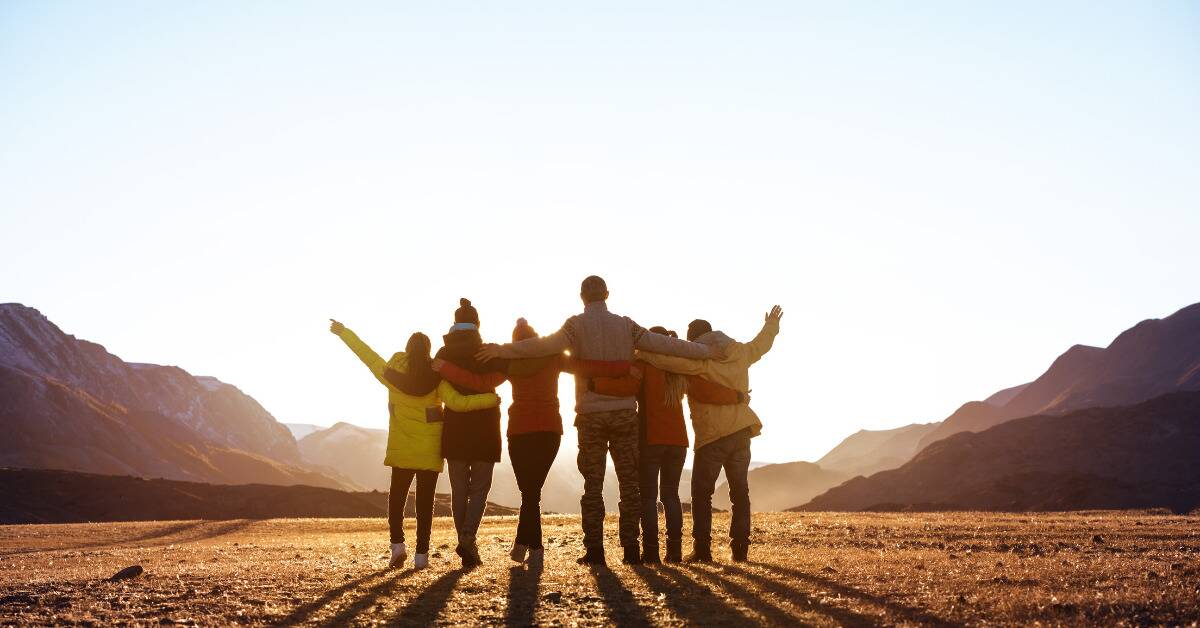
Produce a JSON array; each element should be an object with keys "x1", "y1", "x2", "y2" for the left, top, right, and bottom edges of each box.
[{"x1": 2, "y1": 2, "x2": 1198, "y2": 463}]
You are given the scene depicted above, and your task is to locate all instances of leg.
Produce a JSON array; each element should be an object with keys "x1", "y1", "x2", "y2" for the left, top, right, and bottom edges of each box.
[
  {"x1": 527, "y1": 433, "x2": 560, "y2": 550},
  {"x1": 509, "y1": 435, "x2": 537, "y2": 548},
  {"x1": 690, "y1": 441, "x2": 724, "y2": 556},
  {"x1": 659, "y1": 446, "x2": 687, "y2": 545},
  {"x1": 414, "y1": 470, "x2": 437, "y2": 554},
  {"x1": 638, "y1": 445, "x2": 663, "y2": 552},
  {"x1": 388, "y1": 468, "x2": 416, "y2": 545},
  {"x1": 608, "y1": 410, "x2": 642, "y2": 553},
  {"x1": 724, "y1": 433, "x2": 753, "y2": 554},
  {"x1": 446, "y1": 459, "x2": 469, "y2": 539},
  {"x1": 464, "y1": 461, "x2": 495, "y2": 540},
  {"x1": 576, "y1": 415, "x2": 609, "y2": 552}
]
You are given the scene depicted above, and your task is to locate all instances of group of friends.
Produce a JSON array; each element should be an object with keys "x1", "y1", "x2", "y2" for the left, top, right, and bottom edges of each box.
[{"x1": 329, "y1": 275, "x2": 782, "y2": 570}]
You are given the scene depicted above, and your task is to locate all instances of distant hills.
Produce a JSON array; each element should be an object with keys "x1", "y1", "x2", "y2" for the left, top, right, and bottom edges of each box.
[
  {"x1": 713, "y1": 461, "x2": 848, "y2": 512},
  {"x1": 816, "y1": 302, "x2": 1200, "y2": 480},
  {"x1": 0, "y1": 304, "x2": 348, "y2": 489},
  {"x1": 796, "y1": 392, "x2": 1200, "y2": 514},
  {"x1": 0, "y1": 467, "x2": 516, "y2": 524}
]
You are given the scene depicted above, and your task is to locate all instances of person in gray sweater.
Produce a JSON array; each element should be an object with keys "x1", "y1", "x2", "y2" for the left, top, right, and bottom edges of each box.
[{"x1": 477, "y1": 275, "x2": 721, "y2": 565}]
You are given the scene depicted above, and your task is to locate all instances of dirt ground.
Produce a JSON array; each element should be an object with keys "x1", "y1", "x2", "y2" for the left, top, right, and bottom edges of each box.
[{"x1": 0, "y1": 511, "x2": 1197, "y2": 626}]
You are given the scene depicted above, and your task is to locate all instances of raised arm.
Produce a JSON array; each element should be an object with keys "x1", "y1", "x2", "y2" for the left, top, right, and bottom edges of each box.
[
  {"x1": 438, "y1": 380, "x2": 501, "y2": 412},
  {"x1": 330, "y1": 320, "x2": 389, "y2": 387},
  {"x1": 434, "y1": 359, "x2": 507, "y2": 391},
  {"x1": 747, "y1": 306, "x2": 783, "y2": 364}
]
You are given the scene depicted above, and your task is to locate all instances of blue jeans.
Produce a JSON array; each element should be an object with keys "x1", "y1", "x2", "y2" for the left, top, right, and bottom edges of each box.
[
  {"x1": 639, "y1": 444, "x2": 687, "y2": 550},
  {"x1": 690, "y1": 428, "x2": 752, "y2": 551}
]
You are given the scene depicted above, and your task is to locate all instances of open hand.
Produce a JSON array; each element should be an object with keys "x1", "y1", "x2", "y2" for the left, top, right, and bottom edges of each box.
[
  {"x1": 476, "y1": 344, "x2": 503, "y2": 362},
  {"x1": 329, "y1": 319, "x2": 345, "y2": 335},
  {"x1": 766, "y1": 305, "x2": 784, "y2": 324},
  {"x1": 431, "y1": 358, "x2": 446, "y2": 371}
]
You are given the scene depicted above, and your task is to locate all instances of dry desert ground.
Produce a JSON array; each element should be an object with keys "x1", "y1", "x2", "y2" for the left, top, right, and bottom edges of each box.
[{"x1": 1, "y1": 512, "x2": 1198, "y2": 626}]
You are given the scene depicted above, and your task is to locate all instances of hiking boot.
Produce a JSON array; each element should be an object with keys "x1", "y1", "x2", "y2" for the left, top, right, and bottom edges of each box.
[
  {"x1": 468, "y1": 540, "x2": 483, "y2": 568},
  {"x1": 664, "y1": 539, "x2": 683, "y2": 563},
  {"x1": 731, "y1": 545, "x2": 749, "y2": 563},
  {"x1": 576, "y1": 548, "x2": 606, "y2": 565},
  {"x1": 686, "y1": 547, "x2": 714, "y2": 563},
  {"x1": 622, "y1": 545, "x2": 643, "y2": 565},
  {"x1": 641, "y1": 545, "x2": 661, "y2": 564},
  {"x1": 414, "y1": 553, "x2": 430, "y2": 570},
  {"x1": 389, "y1": 542, "x2": 408, "y2": 569},
  {"x1": 510, "y1": 543, "x2": 529, "y2": 563},
  {"x1": 527, "y1": 548, "x2": 544, "y2": 570}
]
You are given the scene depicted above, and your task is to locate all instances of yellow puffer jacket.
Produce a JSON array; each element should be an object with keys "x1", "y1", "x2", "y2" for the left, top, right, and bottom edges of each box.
[
  {"x1": 337, "y1": 328, "x2": 500, "y2": 472},
  {"x1": 636, "y1": 319, "x2": 779, "y2": 450}
]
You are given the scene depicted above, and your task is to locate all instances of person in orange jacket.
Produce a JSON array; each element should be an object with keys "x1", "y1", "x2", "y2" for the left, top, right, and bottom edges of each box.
[{"x1": 591, "y1": 326, "x2": 746, "y2": 563}]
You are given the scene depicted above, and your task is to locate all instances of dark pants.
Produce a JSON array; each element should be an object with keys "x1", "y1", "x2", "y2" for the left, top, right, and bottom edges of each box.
[
  {"x1": 690, "y1": 428, "x2": 752, "y2": 551},
  {"x1": 639, "y1": 444, "x2": 687, "y2": 550},
  {"x1": 389, "y1": 467, "x2": 438, "y2": 553},
  {"x1": 509, "y1": 431, "x2": 561, "y2": 549}
]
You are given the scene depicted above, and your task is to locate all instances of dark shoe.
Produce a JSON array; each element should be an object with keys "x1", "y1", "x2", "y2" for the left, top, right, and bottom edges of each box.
[
  {"x1": 576, "y1": 548, "x2": 606, "y2": 565},
  {"x1": 664, "y1": 539, "x2": 683, "y2": 563},
  {"x1": 641, "y1": 545, "x2": 661, "y2": 564},
  {"x1": 731, "y1": 545, "x2": 749, "y2": 562},
  {"x1": 686, "y1": 547, "x2": 713, "y2": 563},
  {"x1": 623, "y1": 545, "x2": 643, "y2": 565}
]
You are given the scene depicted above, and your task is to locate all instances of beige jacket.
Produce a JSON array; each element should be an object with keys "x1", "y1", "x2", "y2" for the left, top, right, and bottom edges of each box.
[{"x1": 636, "y1": 319, "x2": 779, "y2": 449}]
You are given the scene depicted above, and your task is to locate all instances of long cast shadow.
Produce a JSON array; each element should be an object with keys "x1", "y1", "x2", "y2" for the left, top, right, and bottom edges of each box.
[
  {"x1": 590, "y1": 566, "x2": 653, "y2": 627},
  {"x1": 743, "y1": 562, "x2": 952, "y2": 626},
  {"x1": 632, "y1": 564, "x2": 757, "y2": 626},
  {"x1": 392, "y1": 569, "x2": 466, "y2": 627},
  {"x1": 314, "y1": 569, "x2": 421, "y2": 626},
  {"x1": 679, "y1": 563, "x2": 874, "y2": 627},
  {"x1": 275, "y1": 569, "x2": 393, "y2": 626},
  {"x1": 504, "y1": 565, "x2": 541, "y2": 627},
  {"x1": 0, "y1": 519, "x2": 255, "y2": 557}
]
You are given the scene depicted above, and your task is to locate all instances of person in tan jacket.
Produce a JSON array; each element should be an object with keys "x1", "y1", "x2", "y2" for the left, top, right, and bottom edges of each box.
[{"x1": 635, "y1": 305, "x2": 783, "y2": 563}]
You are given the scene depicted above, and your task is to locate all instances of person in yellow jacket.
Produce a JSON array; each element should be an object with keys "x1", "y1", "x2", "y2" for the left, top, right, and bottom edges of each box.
[
  {"x1": 634, "y1": 305, "x2": 783, "y2": 564},
  {"x1": 329, "y1": 319, "x2": 500, "y2": 570}
]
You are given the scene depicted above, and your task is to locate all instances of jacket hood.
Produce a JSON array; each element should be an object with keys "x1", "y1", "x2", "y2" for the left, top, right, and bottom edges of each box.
[{"x1": 696, "y1": 330, "x2": 735, "y2": 348}]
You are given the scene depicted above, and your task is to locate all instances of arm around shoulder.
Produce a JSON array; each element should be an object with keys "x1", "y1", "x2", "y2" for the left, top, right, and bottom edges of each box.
[{"x1": 438, "y1": 380, "x2": 501, "y2": 411}]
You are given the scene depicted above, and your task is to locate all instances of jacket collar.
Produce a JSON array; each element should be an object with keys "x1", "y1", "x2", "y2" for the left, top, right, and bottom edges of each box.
[{"x1": 583, "y1": 301, "x2": 609, "y2": 314}]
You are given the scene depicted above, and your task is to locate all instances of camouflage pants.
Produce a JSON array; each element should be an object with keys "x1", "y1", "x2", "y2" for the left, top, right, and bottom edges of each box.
[{"x1": 576, "y1": 409, "x2": 641, "y2": 550}]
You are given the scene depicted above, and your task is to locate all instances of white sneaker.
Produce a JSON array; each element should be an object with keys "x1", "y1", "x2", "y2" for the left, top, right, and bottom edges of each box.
[
  {"x1": 390, "y1": 542, "x2": 408, "y2": 568},
  {"x1": 414, "y1": 553, "x2": 429, "y2": 570},
  {"x1": 510, "y1": 543, "x2": 529, "y2": 563}
]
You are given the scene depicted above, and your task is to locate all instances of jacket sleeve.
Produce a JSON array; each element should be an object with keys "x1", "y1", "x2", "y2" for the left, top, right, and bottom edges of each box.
[
  {"x1": 337, "y1": 328, "x2": 390, "y2": 388},
  {"x1": 436, "y1": 360, "x2": 507, "y2": 391},
  {"x1": 438, "y1": 380, "x2": 501, "y2": 411},
  {"x1": 635, "y1": 351, "x2": 708, "y2": 376},
  {"x1": 493, "y1": 320, "x2": 574, "y2": 358},
  {"x1": 631, "y1": 321, "x2": 714, "y2": 359},
  {"x1": 564, "y1": 357, "x2": 632, "y2": 377},
  {"x1": 747, "y1": 320, "x2": 780, "y2": 364},
  {"x1": 687, "y1": 375, "x2": 743, "y2": 404},
  {"x1": 590, "y1": 373, "x2": 642, "y2": 397}
]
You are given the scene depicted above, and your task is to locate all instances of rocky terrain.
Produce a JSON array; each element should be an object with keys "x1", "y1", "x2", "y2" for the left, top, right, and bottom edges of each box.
[{"x1": 0, "y1": 512, "x2": 1197, "y2": 625}]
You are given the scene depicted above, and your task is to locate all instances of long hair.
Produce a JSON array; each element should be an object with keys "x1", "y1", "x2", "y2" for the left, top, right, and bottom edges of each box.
[
  {"x1": 650, "y1": 326, "x2": 687, "y2": 408},
  {"x1": 405, "y1": 332, "x2": 433, "y2": 377}
]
